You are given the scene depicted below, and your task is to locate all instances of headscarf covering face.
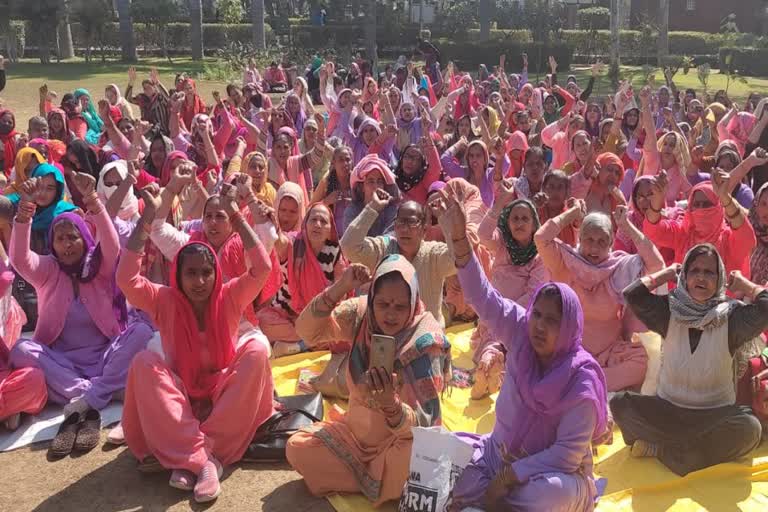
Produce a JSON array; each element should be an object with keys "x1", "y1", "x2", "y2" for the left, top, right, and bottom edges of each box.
[
  {"x1": 97, "y1": 160, "x2": 139, "y2": 221},
  {"x1": 498, "y1": 199, "x2": 540, "y2": 266},
  {"x1": 683, "y1": 181, "x2": 725, "y2": 246},
  {"x1": 276, "y1": 181, "x2": 306, "y2": 232},
  {"x1": 8, "y1": 164, "x2": 77, "y2": 233},
  {"x1": 7, "y1": 147, "x2": 45, "y2": 194},
  {"x1": 669, "y1": 244, "x2": 735, "y2": 331},
  {"x1": 169, "y1": 241, "x2": 235, "y2": 399}
]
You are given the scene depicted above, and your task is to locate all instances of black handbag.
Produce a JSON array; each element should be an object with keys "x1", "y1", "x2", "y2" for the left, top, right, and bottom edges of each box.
[
  {"x1": 243, "y1": 392, "x2": 324, "y2": 463},
  {"x1": 12, "y1": 275, "x2": 38, "y2": 332}
]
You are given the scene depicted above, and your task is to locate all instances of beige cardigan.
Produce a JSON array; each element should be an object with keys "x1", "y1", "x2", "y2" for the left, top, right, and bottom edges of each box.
[{"x1": 340, "y1": 204, "x2": 457, "y2": 326}]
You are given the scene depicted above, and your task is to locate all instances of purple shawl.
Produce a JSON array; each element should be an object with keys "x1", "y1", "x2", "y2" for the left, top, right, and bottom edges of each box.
[
  {"x1": 506, "y1": 282, "x2": 608, "y2": 454},
  {"x1": 49, "y1": 213, "x2": 128, "y2": 327}
]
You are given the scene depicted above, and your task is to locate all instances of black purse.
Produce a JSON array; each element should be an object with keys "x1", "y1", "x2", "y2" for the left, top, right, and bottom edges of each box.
[
  {"x1": 243, "y1": 392, "x2": 324, "y2": 463},
  {"x1": 12, "y1": 275, "x2": 38, "y2": 332}
]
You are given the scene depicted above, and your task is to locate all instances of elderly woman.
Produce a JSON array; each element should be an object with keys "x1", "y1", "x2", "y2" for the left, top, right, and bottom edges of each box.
[
  {"x1": 286, "y1": 256, "x2": 451, "y2": 505},
  {"x1": 535, "y1": 200, "x2": 665, "y2": 391},
  {"x1": 472, "y1": 182, "x2": 549, "y2": 399},
  {"x1": 644, "y1": 171, "x2": 756, "y2": 277},
  {"x1": 342, "y1": 154, "x2": 400, "y2": 236},
  {"x1": 613, "y1": 245, "x2": 767, "y2": 476},
  {"x1": 570, "y1": 152, "x2": 628, "y2": 215},
  {"x1": 261, "y1": 202, "x2": 348, "y2": 356},
  {"x1": 430, "y1": 186, "x2": 608, "y2": 512}
]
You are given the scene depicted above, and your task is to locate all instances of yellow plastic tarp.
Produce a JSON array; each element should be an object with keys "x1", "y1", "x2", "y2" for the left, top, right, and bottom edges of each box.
[{"x1": 268, "y1": 324, "x2": 768, "y2": 512}]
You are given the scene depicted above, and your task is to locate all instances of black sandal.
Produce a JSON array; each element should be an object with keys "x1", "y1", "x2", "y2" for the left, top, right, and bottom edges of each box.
[
  {"x1": 73, "y1": 409, "x2": 101, "y2": 452},
  {"x1": 49, "y1": 413, "x2": 81, "y2": 458}
]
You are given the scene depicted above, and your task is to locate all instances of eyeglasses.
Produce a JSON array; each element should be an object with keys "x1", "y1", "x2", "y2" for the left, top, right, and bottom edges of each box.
[{"x1": 394, "y1": 218, "x2": 422, "y2": 229}]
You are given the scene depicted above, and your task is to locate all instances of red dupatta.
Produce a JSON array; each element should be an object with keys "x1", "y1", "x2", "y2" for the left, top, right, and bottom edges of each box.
[
  {"x1": 180, "y1": 79, "x2": 207, "y2": 130},
  {"x1": 169, "y1": 241, "x2": 235, "y2": 400},
  {"x1": 0, "y1": 110, "x2": 18, "y2": 177},
  {"x1": 287, "y1": 203, "x2": 347, "y2": 314}
]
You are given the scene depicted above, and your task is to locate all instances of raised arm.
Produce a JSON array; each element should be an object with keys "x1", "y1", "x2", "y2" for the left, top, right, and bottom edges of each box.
[
  {"x1": 9, "y1": 180, "x2": 53, "y2": 288},
  {"x1": 534, "y1": 200, "x2": 586, "y2": 282},
  {"x1": 432, "y1": 187, "x2": 526, "y2": 346},
  {"x1": 71, "y1": 172, "x2": 120, "y2": 277},
  {"x1": 339, "y1": 190, "x2": 391, "y2": 269},
  {"x1": 614, "y1": 205, "x2": 664, "y2": 273}
]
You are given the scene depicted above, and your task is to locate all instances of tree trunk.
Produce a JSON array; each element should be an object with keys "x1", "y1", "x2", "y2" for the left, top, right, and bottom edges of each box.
[
  {"x1": 58, "y1": 0, "x2": 75, "y2": 60},
  {"x1": 116, "y1": 0, "x2": 137, "y2": 62},
  {"x1": 252, "y1": 0, "x2": 266, "y2": 50},
  {"x1": 364, "y1": 0, "x2": 377, "y2": 77},
  {"x1": 657, "y1": 0, "x2": 669, "y2": 66},
  {"x1": 609, "y1": 0, "x2": 620, "y2": 89},
  {"x1": 479, "y1": 0, "x2": 491, "y2": 41},
  {"x1": 189, "y1": 0, "x2": 204, "y2": 61}
]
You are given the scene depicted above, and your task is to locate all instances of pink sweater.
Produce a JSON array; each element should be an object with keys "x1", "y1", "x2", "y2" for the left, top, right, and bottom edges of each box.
[
  {"x1": 10, "y1": 204, "x2": 122, "y2": 345},
  {"x1": 541, "y1": 121, "x2": 572, "y2": 170}
]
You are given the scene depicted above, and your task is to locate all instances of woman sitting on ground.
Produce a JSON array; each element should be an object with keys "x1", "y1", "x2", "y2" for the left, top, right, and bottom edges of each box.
[
  {"x1": 117, "y1": 182, "x2": 275, "y2": 503},
  {"x1": 9, "y1": 172, "x2": 153, "y2": 453},
  {"x1": 429, "y1": 185, "x2": 608, "y2": 512},
  {"x1": 260, "y1": 202, "x2": 348, "y2": 356},
  {"x1": 287, "y1": 256, "x2": 451, "y2": 506},
  {"x1": 342, "y1": 154, "x2": 400, "y2": 237},
  {"x1": 612, "y1": 244, "x2": 767, "y2": 476},
  {"x1": 644, "y1": 170, "x2": 756, "y2": 277},
  {"x1": 472, "y1": 181, "x2": 549, "y2": 399},
  {"x1": 535, "y1": 199, "x2": 664, "y2": 391}
]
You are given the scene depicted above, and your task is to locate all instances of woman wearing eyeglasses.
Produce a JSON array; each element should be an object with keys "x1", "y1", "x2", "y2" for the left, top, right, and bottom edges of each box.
[{"x1": 341, "y1": 169, "x2": 457, "y2": 327}]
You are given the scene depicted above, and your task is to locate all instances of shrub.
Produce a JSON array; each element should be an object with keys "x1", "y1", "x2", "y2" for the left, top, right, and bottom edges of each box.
[
  {"x1": 434, "y1": 39, "x2": 573, "y2": 72},
  {"x1": 719, "y1": 47, "x2": 768, "y2": 77},
  {"x1": 466, "y1": 29, "x2": 531, "y2": 43},
  {"x1": 578, "y1": 7, "x2": 610, "y2": 30}
]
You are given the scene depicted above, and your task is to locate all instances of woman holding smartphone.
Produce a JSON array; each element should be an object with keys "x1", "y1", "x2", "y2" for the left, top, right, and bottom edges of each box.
[{"x1": 286, "y1": 255, "x2": 452, "y2": 506}]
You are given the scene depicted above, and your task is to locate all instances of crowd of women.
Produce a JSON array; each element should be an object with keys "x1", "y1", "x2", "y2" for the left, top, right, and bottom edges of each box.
[{"x1": 1, "y1": 50, "x2": 768, "y2": 510}]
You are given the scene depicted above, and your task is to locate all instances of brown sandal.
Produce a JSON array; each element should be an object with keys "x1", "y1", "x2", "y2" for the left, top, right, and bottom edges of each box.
[
  {"x1": 49, "y1": 413, "x2": 81, "y2": 457},
  {"x1": 73, "y1": 409, "x2": 101, "y2": 452}
]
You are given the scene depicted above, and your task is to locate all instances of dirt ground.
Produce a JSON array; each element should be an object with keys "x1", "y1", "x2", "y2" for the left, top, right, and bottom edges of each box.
[{"x1": 0, "y1": 431, "x2": 334, "y2": 512}]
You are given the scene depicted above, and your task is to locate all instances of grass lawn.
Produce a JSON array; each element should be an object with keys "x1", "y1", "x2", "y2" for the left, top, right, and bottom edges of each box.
[{"x1": 3, "y1": 57, "x2": 768, "y2": 127}]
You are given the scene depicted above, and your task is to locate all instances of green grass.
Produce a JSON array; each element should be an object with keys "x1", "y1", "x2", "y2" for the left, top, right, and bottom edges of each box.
[
  {"x1": 3, "y1": 58, "x2": 768, "y2": 128},
  {"x1": 0, "y1": 57, "x2": 230, "y2": 124}
]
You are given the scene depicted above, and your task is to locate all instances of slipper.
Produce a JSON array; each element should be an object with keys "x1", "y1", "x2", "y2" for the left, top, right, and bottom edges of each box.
[
  {"x1": 73, "y1": 409, "x2": 101, "y2": 452},
  {"x1": 106, "y1": 423, "x2": 125, "y2": 446},
  {"x1": 49, "y1": 412, "x2": 81, "y2": 457}
]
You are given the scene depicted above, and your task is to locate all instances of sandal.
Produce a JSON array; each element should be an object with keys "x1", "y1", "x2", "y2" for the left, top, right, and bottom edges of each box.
[
  {"x1": 73, "y1": 409, "x2": 101, "y2": 452},
  {"x1": 49, "y1": 413, "x2": 81, "y2": 458}
]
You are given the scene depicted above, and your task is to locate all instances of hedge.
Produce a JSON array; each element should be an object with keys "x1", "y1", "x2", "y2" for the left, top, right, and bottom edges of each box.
[
  {"x1": 578, "y1": 7, "x2": 610, "y2": 30},
  {"x1": 434, "y1": 39, "x2": 573, "y2": 72},
  {"x1": 16, "y1": 22, "x2": 276, "y2": 53},
  {"x1": 719, "y1": 48, "x2": 768, "y2": 77}
]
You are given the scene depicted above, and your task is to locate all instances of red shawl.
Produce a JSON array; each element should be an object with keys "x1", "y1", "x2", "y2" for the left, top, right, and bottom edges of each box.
[
  {"x1": 169, "y1": 241, "x2": 235, "y2": 400},
  {"x1": 0, "y1": 110, "x2": 18, "y2": 178},
  {"x1": 287, "y1": 203, "x2": 347, "y2": 314}
]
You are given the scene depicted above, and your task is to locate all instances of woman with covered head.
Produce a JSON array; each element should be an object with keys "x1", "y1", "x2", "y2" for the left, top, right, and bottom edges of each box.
[
  {"x1": 312, "y1": 145, "x2": 354, "y2": 235},
  {"x1": 535, "y1": 199, "x2": 664, "y2": 391},
  {"x1": 570, "y1": 151, "x2": 628, "y2": 215},
  {"x1": 750, "y1": 183, "x2": 768, "y2": 285},
  {"x1": 5, "y1": 147, "x2": 45, "y2": 195},
  {"x1": 472, "y1": 180, "x2": 549, "y2": 399},
  {"x1": 0, "y1": 109, "x2": 20, "y2": 177},
  {"x1": 430, "y1": 187, "x2": 608, "y2": 511},
  {"x1": 613, "y1": 244, "x2": 768, "y2": 476},
  {"x1": 117, "y1": 183, "x2": 275, "y2": 502},
  {"x1": 287, "y1": 255, "x2": 451, "y2": 505},
  {"x1": 342, "y1": 154, "x2": 400, "y2": 237},
  {"x1": 540, "y1": 112, "x2": 586, "y2": 170},
  {"x1": 9, "y1": 172, "x2": 153, "y2": 450},
  {"x1": 73, "y1": 89, "x2": 104, "y2": 145},
  {"x1": 394, "y1": 132, "x2": 442, "y2": 205},
  {"x1": 259, "y1": 201, "x2": 348, "y2": 356},
  {"x1": 644, "y1": 169, "x2": 756, "y2": 277},
  {"x1": 442, "y1": 138, "x2": 504, "y2": 207},
  {"x1": 637, "y1": 87, "x2": 692, "y2": 205},
  {"x1": 177, "y1": 78, "x2": 207, "y2": 131}
]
